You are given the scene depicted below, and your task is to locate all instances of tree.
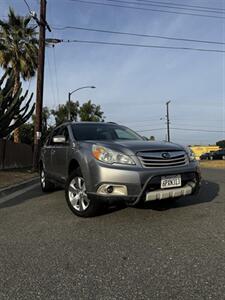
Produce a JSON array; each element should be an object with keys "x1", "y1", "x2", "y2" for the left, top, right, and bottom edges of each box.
[
  {"x1": 0, "y1": 69, "x2": 35, "y2": 138},
  {"x1": 0, "y1": 8, "x2": 38, "y2": 142},
  {"x1": 79, "y1": 100, "x2": 104, "y2": 122},
  {"x1": 19, "y1": 107, "x2": 51, "y2": 145},
  {"x1": 19, "y1": 122, "x2": 34, "y2": 145},
  {"x1": 216, "y1": 140, "x2": 225, "y2": 149},
  {"x1": 51, "y1": 101, "x2": 79, "y2": 126}
]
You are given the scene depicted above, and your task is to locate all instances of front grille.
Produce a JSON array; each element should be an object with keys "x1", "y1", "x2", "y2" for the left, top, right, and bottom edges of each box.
[{"x1": 137, "y1": 150, "x2": 188, "y2": 168}]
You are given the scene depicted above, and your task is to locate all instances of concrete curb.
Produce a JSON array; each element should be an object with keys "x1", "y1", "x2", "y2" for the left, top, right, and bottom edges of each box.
[{"x1": 0, "y1": 177, "x2": 39, "y2": 198}]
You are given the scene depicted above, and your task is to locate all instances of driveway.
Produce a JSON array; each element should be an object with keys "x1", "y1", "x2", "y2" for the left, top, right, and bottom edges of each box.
[{"x1": 0, "y1": 168, "x2": 224, "y2": 299}]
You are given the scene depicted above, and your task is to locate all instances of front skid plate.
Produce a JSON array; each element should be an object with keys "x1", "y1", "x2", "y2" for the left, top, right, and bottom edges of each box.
[{"x1": 145, "y1": 182, "x2": 195, "y2": 201}]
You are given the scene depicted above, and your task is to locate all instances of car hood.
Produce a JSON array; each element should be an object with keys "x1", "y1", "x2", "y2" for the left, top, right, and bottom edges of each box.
[{"x1": 82, "y1": 140, "x2": 185, "y2": 155}]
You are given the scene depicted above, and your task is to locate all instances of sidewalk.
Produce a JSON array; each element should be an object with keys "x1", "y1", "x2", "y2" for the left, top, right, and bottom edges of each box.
[{"x1": 0, "y1": 169, "x2": 38, "y2": 190}]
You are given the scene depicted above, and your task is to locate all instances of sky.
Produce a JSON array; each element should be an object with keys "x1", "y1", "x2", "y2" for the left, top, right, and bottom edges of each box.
[{"x1": 1, "y1": 0, "x2": 225, "y2": 145}]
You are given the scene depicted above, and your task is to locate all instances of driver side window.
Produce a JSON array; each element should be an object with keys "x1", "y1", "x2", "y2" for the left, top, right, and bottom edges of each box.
[{"x1": 60, "y1": 127, "x2": 70, "y2": 143}]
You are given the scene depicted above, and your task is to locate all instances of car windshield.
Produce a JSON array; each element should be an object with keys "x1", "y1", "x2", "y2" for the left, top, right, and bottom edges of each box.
[{"x1": 71, "y1": 123, "x2": 143, "y2": 141}]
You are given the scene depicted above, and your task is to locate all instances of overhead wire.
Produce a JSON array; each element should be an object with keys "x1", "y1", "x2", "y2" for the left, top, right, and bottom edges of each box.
[
  {"x1": 171, "y1": 127, "x2": 225, "y2": 133},
  {"x1": 52, "y1": 25, "x2": 225, "y2": 46},
  {"x1": 23, "y1": 0, "x2": 32, "y2": 14},
  {"x1": 104, "y1": 0, "x2": 225, "y2": 14},
  {"x1": 69, "y1": 0, "x2": 225, "y2": 19},
  {"x1": 60, "y1": 39, "x2": 225, "y2": 53},
  {"x1": 136, "y1": 128, "x2": 166, "y2": 132},
  {"x1": 137, "y1": 127, "x2": 225, "y2": 133},
  {"x1": 136, "y1": 0, "x2": 225, "y2": 12}
]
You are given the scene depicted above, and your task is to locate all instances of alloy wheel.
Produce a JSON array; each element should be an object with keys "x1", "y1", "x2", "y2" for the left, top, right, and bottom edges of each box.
[
  {"x1": 41, "y1": 170, "x2": 46, "y2": 188},
  {"x1": 68, "y1": 177, "x2": 90, "y2": 211}
]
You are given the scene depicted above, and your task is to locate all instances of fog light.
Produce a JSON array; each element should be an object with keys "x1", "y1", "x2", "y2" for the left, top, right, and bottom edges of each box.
[
  {"x1": 107, "y1": 186, "x2": 114, "y2": 194},
  {"x1": 97, "y1": 184, "x2": 128, "y2": 196}
]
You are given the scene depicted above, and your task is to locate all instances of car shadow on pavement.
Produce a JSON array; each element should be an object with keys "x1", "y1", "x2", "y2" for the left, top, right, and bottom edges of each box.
[
  {"x1": 137, "y1": 180, "x2": 219, "y2": 211},
  {"x1": 0, "y1": 180, "x2": 219, "y2": 214},
  {"x1": 99, "y1": 202, "x2": 127, "y2": 216},
  {"x1": 0, "y1": 186, "x2": 45, "y2": 210}
]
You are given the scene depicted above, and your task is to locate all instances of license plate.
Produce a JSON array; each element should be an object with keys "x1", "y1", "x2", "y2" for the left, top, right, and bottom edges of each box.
[{"x1": 161, "y1": 175, "x2": 181, "y2": 189}]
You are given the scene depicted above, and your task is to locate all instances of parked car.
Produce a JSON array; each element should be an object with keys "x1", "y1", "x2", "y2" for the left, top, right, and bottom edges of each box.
[
  {"x1": 200, "y1": 152, "x2": 214, "y2": 160},
  {"x1": 40, "y1": 122, "x2": 201, "y2": 217},
  {"x1": 210, "y1": 149, "x2": 225, "y2": 160}
]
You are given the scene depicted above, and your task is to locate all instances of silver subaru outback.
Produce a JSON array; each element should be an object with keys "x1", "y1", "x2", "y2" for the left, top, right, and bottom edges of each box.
[{"x1": 40, "y1": 122, "x2": 201, "y2": 217}]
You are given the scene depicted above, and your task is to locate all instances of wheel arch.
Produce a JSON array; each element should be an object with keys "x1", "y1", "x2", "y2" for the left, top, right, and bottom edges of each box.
[
  {"x1": 39, "y1": 160, "x2": 43, "y2": 172},
  {"x1": 68, "y1": 159, "x2": 80, "y2": 175}
]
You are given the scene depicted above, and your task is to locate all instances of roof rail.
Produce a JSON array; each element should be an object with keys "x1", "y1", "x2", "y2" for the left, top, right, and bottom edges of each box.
[{"x1": 107, "y1": 122, "x2": 118, "y2": 125}]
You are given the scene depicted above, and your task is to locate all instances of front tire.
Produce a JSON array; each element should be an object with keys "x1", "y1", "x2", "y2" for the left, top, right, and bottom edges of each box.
[{"x1": 65, "y1": 169, "x2": 101, "y2": 217}]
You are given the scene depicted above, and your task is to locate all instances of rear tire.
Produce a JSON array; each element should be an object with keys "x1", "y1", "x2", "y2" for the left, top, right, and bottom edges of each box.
[
  {"x1": 40, "y1": 167, "x2": 55, "y2": 192},
  {"x1": 65, "y1": 169, "x2": 101, "y2": 217}
]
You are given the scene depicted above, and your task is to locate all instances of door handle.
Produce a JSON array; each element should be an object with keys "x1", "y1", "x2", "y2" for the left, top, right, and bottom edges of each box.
[{"x1": 51, "y1": 149, "x2": 56, "y2": 154}]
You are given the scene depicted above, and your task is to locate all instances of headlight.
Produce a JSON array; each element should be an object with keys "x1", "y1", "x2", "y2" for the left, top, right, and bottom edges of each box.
[
  {"x1": 92, "y1": 145, "x2": 135, "y2": 165},
  {"x1": 186, "y1": 148, "x2": 196, "y2": 162}
]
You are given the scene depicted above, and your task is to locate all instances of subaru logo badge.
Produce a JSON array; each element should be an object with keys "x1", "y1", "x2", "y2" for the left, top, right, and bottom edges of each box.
[{"x1": 162, "y1": 152, "x2": 170, "y2": 159}]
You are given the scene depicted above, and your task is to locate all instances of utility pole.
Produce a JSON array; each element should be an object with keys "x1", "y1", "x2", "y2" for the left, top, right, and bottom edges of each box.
[
  {"x1": 166, "y1": 100, "x2": 171, "y2": 142},
  {"x1": 33, "y1": 0, "x2": 47, "y2": 170},
  {"x1": 68, "y1": 92, "x2": 71, "y2": 121}
]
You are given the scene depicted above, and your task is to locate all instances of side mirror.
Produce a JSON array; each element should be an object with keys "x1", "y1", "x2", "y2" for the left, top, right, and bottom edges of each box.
[{"x1": 53, "y1": 135, "x2": 66, "y2": 144}]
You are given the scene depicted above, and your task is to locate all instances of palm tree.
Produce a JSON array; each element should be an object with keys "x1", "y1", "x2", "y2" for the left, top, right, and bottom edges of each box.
[{"x1": 0, "y1": 8, "x2": 38, "y2": 143}]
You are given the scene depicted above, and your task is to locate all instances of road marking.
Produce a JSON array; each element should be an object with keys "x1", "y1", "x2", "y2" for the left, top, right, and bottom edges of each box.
[{"x1": 0, "y1": 183, "x2": 40, "y2": 204}]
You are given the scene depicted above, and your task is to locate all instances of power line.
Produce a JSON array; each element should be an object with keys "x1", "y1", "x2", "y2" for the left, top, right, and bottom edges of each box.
[
  {"x1": 52, "y1": 25, "x2": 225, "y2": 46},
  {"x1": 137, "y1": 127, "x2": 225, "y2": 133},
  {"x1": 136, "y1": 0, "x2": 225, "y2": 12},
  {"x1": 23, "y1": 0, "x2": 32, "y2": 13},
  {"x1": 171, "y1": 127, "x2": 225, "y2": 133},
  {"x1": 60, "y1": 39, "x2": 225, "y2": 53},
  {"x1": 105, "y1": 0, "x2": 225, "y2": 14},
  {"x1": 69, "y1": 0, "x2": 225, "y2": 19},
  {"x1": 136, "y1": 128, "x2": 166, "y2": 132}
]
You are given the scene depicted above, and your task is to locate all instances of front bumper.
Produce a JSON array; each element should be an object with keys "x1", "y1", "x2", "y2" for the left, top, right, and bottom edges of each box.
[{"x1": 86, "y1": 161, "x2": 201, "y2": 205}]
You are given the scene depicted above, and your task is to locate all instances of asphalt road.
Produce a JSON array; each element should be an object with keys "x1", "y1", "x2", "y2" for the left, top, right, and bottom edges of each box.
[{"x1": 0, "y1": 168, "x2": 225, "y2": 300}]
